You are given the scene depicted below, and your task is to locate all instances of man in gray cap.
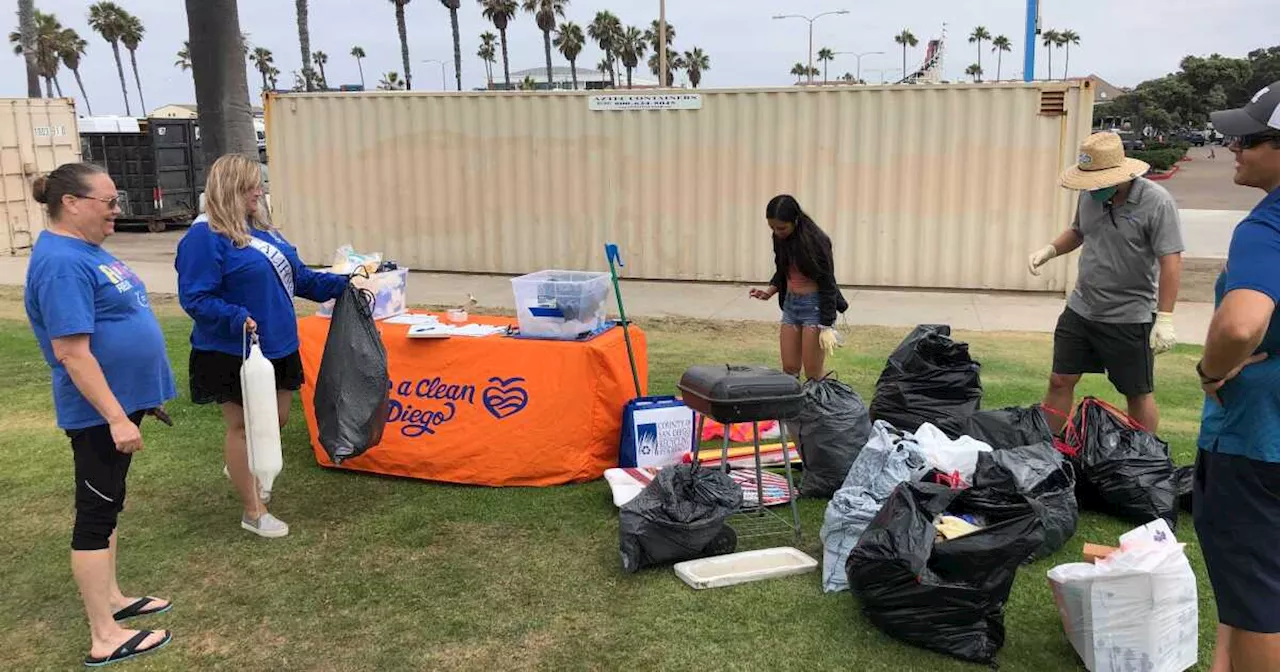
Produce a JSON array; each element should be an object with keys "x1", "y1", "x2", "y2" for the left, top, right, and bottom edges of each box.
[
  {"x1": 1027, "y1": 131, "x2": 1185, "y2": 434},
  {"x1": 1193, "y1": 80, "x2": 1280, "y2": 672}
]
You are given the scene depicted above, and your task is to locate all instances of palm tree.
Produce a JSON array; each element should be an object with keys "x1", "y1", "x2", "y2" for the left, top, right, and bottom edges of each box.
[
  {"x1": 791, "y1": 62, "x2": 808, "y2": 84},
  {"x1": 312, "y1": 51, "x2": 328, "y2": 88},
  {"x1": 58, "y1": 29, "x2": 92, "y2": 114},
  {"x1": 440, "y1": 0, "x2": 463, "y2": 90},
  {"x1": 88, "y1": 2, "x2": 132, "y2": 115},
  {"x1": 616, "y1": 25, "x2": 646, "y2": 89},
  {"x1": 588, "y1": 11, "x2": 622, "y2": 87},
  {"x1": 18, "y1": 0, "x2": 40, "y2": 97},
  {"x1": 1041, "y1": 29, "x2": 1060, "y2": 80},
  {"x1": 478, "y1": 32, "x2": 497, "y2": 87},
  {"x1": 643, "y1": 19, "x2": 676, "y2": 85},
  {"x1": 647, "y1": 48, "x2": 682, "y2": 86},
  {"x1": 553, "y1": 21, "x2": 584, "y2": 90},
  {"x1": 295, "y1": 0, "x2": 313, "y2": 90},
  {"x1": 817, "y1": 47, "x2": 834, "y2": 84},
  {"x1": 350, "y1": 46, "x2": 366, "y2": 88},
  {"x1": 968, "y1": 26, "x2": 991, "y2": 81},
  {"x1": 522, "y1": 0, "x2": 567, "y2": 91},
  {"x1": 378, "y1": 71, "x2": 406, "y2": 90},
  {"x1": 10, "y1": 11, "x2": 64, "y2": 97},
  {"x1": 894, "y1": 30, "x2": 918, "y2": 83},
  {"x1": 184, "y1": 0, "x2": 258, "y2": 168},
  {"x1": 389, "y1": 0, "x2": 413, "y2": 89},
  {"x1": 267, "y1": 66, "x2": 280, "y2": 89},
  {"x1": 965, "y1": 63, "x2": 983, "y2": 82},
  {"x1": 250, "y1": 47, "x2": 275, "y2": 93},
  {"x1": 175, "y1": 41, "x2": 191, "y2": 70},
  {"x1": 683, "y1": 47, "x2": 709, "y2": 89},
  {"x1": 991, "y1": 35, "x2": 1011, "y2": 81},
  {"x1": 1059, "y1": 29, "x2": 1080, "y2": 80},
  {"x1": 120, "y1": 12, "x2": 146, "y2": 112},
  {"x1": 478, "y1": 0, "x2": 517, "y2": 88}
]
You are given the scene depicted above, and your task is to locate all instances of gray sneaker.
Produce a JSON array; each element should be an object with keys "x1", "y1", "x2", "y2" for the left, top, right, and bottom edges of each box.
[{"x1": 241, "y1": 512, "x2": 289, "y2": 538}]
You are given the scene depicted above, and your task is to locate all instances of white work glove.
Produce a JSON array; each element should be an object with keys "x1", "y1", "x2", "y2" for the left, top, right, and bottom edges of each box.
[
  {"x1": 1027, "y1": 244, "x2": 1058, "y2": 276},
  {"x1": 1151, "y1": 312, "x2": 1176, "y2": 355},
  {"x1": 819, "y1": 326, "x2": 839, "y2": 357}
]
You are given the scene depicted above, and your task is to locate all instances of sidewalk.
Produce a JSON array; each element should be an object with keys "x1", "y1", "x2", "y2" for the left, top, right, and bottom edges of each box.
[{"x1": 0, "y1": 255, "x2": 1217, "y2": 346}]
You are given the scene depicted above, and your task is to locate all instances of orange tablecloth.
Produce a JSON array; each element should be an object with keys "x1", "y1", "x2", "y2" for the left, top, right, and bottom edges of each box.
[{"x1": 297, "y1": 314, "x2": 648, "y2": 487}]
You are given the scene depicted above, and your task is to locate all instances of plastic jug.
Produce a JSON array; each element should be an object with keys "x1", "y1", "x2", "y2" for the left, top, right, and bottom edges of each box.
[{"x1": 241, "y1": 330, "x2": 283, "y2": 496}]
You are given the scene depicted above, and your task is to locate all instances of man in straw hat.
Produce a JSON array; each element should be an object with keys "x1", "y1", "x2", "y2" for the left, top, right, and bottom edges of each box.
[
  {"x1": 1027, "y1": 131, "x2": 1184, "y2": 434},
  {"x1": 1192, "y1": 80, "x2": 1280, "y2": 672}
]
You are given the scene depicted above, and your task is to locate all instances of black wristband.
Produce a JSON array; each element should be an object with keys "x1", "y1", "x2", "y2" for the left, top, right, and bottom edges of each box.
[{"x1": 1196, "y1": 360, "x2": 1223, "y2": 384}]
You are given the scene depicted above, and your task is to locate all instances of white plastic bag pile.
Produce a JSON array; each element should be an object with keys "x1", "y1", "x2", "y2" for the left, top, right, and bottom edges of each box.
[{"x1": 1047, "y1": 519, "x2": 1198, "y2": 672}]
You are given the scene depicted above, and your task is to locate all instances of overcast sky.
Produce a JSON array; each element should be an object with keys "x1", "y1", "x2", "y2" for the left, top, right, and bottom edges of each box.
[{"x1": 5, "y1": 0, "x2": 1279, "y2": 116}]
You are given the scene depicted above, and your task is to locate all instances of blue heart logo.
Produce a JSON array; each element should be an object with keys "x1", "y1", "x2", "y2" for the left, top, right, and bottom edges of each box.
[{"x1": 482, "y1": 377, "x2": 529, "y2": 419}]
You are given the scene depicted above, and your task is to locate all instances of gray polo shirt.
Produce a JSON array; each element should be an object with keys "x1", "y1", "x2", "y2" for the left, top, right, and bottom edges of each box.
[{"x1": 1066, "y1": 177, "x2": 1185, "y2": 324}]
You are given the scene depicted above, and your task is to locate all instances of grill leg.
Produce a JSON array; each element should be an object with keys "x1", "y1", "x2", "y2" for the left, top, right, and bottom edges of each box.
[
  {"x1": 692, "y1": 413, "x2": 706, "y2": 468},
  {"x1": 719, "y1": 422, "x2": 731, "y2": 474},
  {"x1": 779, "y1": 421, "x2": 802, "y2": 542},
  {"x1": 751, "y1": 421, "x2": 765, "y2": 515}
]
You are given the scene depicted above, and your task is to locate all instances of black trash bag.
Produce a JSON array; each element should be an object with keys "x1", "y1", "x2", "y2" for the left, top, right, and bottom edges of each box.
[
  {"x1": 1063, "y1": 398, "x2": 1179, "y2": 528},
  {"x1": 1175, "y1": 464, "x2": 1194, "y2": 514},
  {"x1": 933, "y1": 405, "x2": 1054, "y2": 450},
  {"x1": 619, "y1": 464, "x2": 743, "y2": 573},
  {"x1": 795, "y1": 376, "x2": 873, "y2": 499},
  {"x1": 869, "y1": 325, "x2": 983, "y2": 433},
  {"x1": 315, "y1": 283, "x2": 391, "y2": 464},
  {"x1": 973, "y1": 443, "x2": 1079, "y2": 561},
  {"x1": 846, "y1": 481, "x2": 1045, "y2": 665}
]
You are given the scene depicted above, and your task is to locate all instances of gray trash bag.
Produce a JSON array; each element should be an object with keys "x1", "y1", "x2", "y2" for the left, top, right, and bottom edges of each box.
[
  {"x1": 795, "y1": 377, "x2": 873, "y2": 499},
  {"x1": 619, "y1": 464, "x2": 744, "y2": 573},
  {"x1": 972, "y1": 442, "x2": 1079, "y2": 561},
  {"x1": 819, "y1": 420, "x2": 928, "y2": 593}
]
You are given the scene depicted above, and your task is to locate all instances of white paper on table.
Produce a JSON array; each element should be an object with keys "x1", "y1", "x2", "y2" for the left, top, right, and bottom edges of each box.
[{"x1": 385, "y1": 313, "x2": 439, "y2": 325}]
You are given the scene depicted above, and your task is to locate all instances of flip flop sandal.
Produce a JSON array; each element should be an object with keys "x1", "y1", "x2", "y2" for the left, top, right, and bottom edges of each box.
[
  {"x1": 84, "y1": 630, "x2": 172, "y2": 667},
  {"x1": 113, "y1": 597, "x2": 172, "y2": 622}
]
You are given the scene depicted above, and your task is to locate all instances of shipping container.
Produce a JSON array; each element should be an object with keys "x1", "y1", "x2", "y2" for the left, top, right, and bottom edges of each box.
[
  {"x1": 79, "y1": 116, "x2": 206, "y2": 232},
  {"x1": 265, "y1": 82, "x2": 1094, "y2": 294},
  {"x1": 0, "y1": 98, "x2": 81, "y2": 255}
]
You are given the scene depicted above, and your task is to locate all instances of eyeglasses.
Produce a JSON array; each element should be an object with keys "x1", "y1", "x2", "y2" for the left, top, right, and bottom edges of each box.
[
  {"x1": 75, "y1": 193, "x2": 120, "y2": 209},
  {"x1": 1228, "y1": 132, "x2": 1280, "y2": 150}
]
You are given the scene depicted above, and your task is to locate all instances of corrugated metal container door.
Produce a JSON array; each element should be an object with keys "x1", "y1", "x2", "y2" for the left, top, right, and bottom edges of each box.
[
  {"x1": 266, "y1": 83, "x2": 1091, "y2": 292},
  {"x1": 0, "y1": 98, "x2": 81, "y2": 255}
]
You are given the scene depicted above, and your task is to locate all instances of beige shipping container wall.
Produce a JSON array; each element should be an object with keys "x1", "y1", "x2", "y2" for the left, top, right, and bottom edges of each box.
[
  {"x1": 266, "y1": 82, "x2": 1093, "y2": 293},
  {"x1": 1, "y1": 98, "x2": 82, "y2": 255}
]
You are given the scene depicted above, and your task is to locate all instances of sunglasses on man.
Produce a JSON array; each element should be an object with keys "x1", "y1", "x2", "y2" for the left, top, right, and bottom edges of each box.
[
  {"x1": 74, "y1": 193, "x2": 120, "y2": 209},
  {"x1": 1228, "y1": 131, "x2": 1280, "y2": 150}
]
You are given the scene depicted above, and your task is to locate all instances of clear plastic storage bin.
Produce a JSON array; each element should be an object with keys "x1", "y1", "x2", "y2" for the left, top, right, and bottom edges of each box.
[
  {"x1": 317, "y1": 268, "x2": 408, "y2": 321},
  {"x1": 511, "y1": 270, "x2": 612, "y2": 339}
]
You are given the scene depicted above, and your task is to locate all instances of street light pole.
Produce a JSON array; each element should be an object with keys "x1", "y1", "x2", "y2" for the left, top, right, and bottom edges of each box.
[
  {"x1": 659, "y1": 0, "x2": 667, "y2": 87},
  {"x1": 422, "y1": 59, "x2": 447, "y2": 90},
  {"x1": 774, "y1": 10, "x2": 850, "y2": 85},
  {"x1": 834, "y1": 50, "x2": 885, "y2": 83}
]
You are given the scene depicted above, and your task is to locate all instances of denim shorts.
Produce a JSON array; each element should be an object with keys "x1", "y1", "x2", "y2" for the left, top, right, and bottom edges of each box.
[{"x1": 781, "y1": 292, "x2": 821, "y2": 327}]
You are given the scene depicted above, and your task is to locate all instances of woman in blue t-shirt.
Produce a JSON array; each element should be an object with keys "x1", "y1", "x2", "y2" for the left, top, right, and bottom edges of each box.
[
  {"x1": 24, "y1": 163, "x2": 175, "y2": 666},
  {"x1": 176, "y1": 153, "x2": 349, "y2": 539}
]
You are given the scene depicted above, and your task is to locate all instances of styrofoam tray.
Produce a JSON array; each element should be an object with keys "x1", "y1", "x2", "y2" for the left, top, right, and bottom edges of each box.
[{"x1": 673, "y1": 547, "x2": 818, "y2": 590}]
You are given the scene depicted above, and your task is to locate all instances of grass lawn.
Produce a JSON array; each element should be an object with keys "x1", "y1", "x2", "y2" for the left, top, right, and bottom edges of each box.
[{"x1": 0, "y1": 287, "x2": 1216, "y2": 671}]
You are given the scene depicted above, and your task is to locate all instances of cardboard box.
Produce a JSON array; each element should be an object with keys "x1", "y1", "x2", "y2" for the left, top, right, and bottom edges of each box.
[{"x1": 1083, "y1": 543, "x2": 1118, "y2": 564}]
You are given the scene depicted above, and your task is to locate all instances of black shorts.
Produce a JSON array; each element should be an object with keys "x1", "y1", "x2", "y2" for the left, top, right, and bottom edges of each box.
[
  {"x1": 1051, "y1": 308, "x2": 1154, "y2": 396},
  {"x1": 1193, "y1": 449, "x2": 1280, "y2": 633},
  {"x1": 189, "y1": 348, "x2": 303, "y2": 406},
  {"x1": 67, "y1": 411, "x2": 145, "y2": 551}
]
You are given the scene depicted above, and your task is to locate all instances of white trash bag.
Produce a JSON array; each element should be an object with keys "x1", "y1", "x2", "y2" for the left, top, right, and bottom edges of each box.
[
  {"x1": 912, "y1": 422, "x2": 993, "y2": 484},
  {"x1": 241, "y1": 329, "x2": 283, "y2": 497},
  {"x1": 1046, "y1": 519, "x2": 1198, "y2": 672}
]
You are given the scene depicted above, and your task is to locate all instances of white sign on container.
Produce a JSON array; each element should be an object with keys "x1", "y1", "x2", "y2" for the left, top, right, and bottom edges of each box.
[
  {"x1": 33, "y1": 125, "x2": 66, "y2": 137},
  {"x1": 588, "y1": 93, "x2": 702, "y2": 111}
]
